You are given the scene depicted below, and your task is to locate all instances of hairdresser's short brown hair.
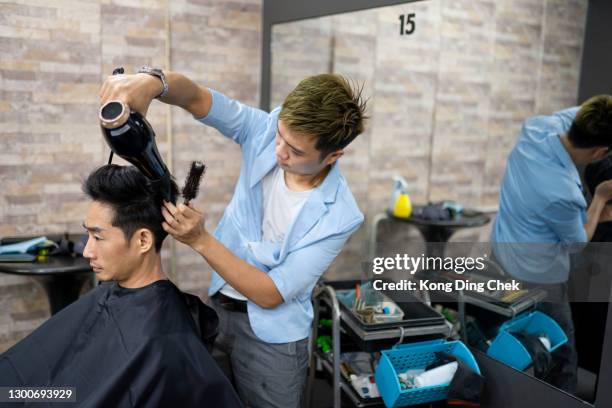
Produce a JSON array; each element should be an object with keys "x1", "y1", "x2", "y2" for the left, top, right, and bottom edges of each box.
[
  {"x1": 279, "y1": 74, "x2": 368, "y2": 158},
  {"x1": 569, "y1": 95, "x2": 612, "y2": 149}
]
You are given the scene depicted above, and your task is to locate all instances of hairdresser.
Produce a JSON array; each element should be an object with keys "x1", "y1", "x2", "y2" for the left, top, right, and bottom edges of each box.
[
  {"x1": 491, "y1": 95, "x2": 612, "y2": 393},
  {"x1": 100, "y1": 67, "x2": 367, "y2": 408}
]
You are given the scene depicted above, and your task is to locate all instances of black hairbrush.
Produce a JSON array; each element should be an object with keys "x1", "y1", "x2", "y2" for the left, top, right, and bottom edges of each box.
[{"x1": 182, "y1": 161, "x2": 206, "y2": 204}]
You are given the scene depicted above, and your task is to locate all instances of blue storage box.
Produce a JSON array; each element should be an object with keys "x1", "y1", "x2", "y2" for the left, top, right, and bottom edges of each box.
[
  {"x1": 487, "y1": 311, "x2": 567, "y2": 371},
  {"x1": 375, "y1": 339, "x2": 480, "y2": 407}
]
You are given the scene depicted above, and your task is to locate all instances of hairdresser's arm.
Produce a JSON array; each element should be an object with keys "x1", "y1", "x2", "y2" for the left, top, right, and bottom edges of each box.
[
  {"x1": 161, "y1": 201, "x2": 284, "y2": 309},
  {"x1": 100, "y1": 71, "x2": 212, "y2": 118},
  {"x1": 585, "y1": 194, "x2": 607, "y2": 241},
  {"x1": 194, "y1": 230, "x2": 284, "y2": 309},
  {"x1": 551, "y1": 107, "x2": 579, "y2": 131},
  {"x1": 585, "y1": 180, "x2": 612, "y2": 239}
]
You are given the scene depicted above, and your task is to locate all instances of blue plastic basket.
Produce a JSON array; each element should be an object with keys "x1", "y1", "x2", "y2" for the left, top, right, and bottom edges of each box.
[
  {"x1": 374, "y1": 339, "x2": 480, "y2": 407},
  {"x1": 487, "y1": 311, "x2": 567, "y2": 371}
]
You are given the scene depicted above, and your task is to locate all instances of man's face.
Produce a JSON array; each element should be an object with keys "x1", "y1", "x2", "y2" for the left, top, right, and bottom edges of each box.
[
  {"x1": 275, "y1": 120, "x2": 342, "y2": 175},
  {"x1": 82, "y1": 201, "x2": 141, "y2": 282}
]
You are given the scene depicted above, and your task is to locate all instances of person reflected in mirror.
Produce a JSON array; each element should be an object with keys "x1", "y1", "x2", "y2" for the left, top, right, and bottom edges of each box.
[{"x1": 491, "y1": 95, "x2": 612, "y2": 393}]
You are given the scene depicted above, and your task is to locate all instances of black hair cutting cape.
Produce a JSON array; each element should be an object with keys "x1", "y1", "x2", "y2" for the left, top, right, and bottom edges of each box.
[{"x1": 0, "y1": 280, "x2": 243, "y2": 407}]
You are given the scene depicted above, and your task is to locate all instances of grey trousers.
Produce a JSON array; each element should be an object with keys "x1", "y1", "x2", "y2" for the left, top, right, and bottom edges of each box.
[
  {"x1": 489, "y1": 253, "x2": 578, "y2": 393},
  {"x1": 209, "y1": 296, "x2": 309, "y2": 408}
]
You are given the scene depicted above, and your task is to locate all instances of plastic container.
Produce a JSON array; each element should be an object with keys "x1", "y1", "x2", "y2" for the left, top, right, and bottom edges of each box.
[
  {"x1": 330, "y1": 280, "x2": 445, "y2": 331},
  {"x1": 375, "y1": 339, "x2": 480, "y2": 407},
  {"x1": 336, "y1": 289, "x2": 405, "y2": 324},
  {"x1": 486, "y1": 311, "x2": 567, "y2": 371}
]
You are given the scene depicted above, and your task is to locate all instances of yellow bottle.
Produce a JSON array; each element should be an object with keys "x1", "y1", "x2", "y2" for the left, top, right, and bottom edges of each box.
[
  {"x1": 390, "y1": 176, "x2": 412, "y2": 219},
  {"x1": 393, "y1": 193, "x2": 412, "y2": 218}
]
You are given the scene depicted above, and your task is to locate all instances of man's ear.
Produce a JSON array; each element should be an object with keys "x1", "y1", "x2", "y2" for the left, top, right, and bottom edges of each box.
[
  {"x1": 133, "y1": 228, "x2": 155, "y2": 254},
  {"x1": 323, "y1": 149, "x2": 344, "y2": 166},
  {"x1": 593, "y1": 146, "x2": 610, "y2": 161}
]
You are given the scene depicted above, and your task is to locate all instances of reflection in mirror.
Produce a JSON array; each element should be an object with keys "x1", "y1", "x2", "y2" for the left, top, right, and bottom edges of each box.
[{"x1": 269, "y1": 0, "x2": 608, "y2": 403}]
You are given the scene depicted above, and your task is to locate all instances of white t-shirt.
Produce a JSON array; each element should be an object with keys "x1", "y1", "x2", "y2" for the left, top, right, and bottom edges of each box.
[{"x1": 220, "y1": 166, "x2": 312, "y2": 300}]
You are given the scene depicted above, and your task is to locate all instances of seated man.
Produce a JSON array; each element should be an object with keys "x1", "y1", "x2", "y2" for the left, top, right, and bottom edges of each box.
[{"x1": 0, "y1": 165, "x2": 242, "y2": 407}]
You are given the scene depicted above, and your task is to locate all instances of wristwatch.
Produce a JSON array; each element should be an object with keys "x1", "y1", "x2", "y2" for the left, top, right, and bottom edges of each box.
[{"x1": 137, "y1": 66, "x2": 168, "y2": 99}]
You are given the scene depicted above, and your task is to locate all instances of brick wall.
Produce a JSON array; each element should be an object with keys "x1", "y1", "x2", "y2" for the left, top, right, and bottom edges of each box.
[{"x1": 0, "y1": 0, "x2": 261, "y2": 352}]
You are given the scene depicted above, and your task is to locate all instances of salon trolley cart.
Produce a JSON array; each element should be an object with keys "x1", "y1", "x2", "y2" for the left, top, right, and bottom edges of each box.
[{"x1": 305, "y1": 280, "x2": 452, "y2": 408}]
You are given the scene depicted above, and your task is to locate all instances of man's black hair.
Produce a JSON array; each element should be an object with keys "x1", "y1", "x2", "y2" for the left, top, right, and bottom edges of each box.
[{"x1": 83, "y1": 164, "x2": 178, "y2": 252}]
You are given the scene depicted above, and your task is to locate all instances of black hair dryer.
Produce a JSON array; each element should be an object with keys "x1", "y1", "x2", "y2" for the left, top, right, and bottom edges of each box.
[{"x1": 99, "y1": 67, "x2": 175, "y2": 203}]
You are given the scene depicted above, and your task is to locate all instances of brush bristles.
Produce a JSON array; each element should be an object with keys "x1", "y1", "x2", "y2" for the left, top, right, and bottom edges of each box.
[{"x1": 182, "y1": 161, "x2": 206, "y2": 203}]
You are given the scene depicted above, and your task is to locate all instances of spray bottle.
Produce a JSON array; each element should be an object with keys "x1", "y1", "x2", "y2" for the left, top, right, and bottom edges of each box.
[{"x1": 390, "y1": 176, "x2": 412, "y2": 218}]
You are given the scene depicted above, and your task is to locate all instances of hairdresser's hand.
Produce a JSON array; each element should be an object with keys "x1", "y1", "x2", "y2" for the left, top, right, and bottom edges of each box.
[
  {"x1": 161, "y1": 201, "x2": 207, "y2": 247},
  {"x1": 600, "y1": 204, "x2": 612, "y2": 223},
  {"x1": 594, "y1": 180, "x2": 612, "y2": 202},
  {"x1": 99, "y1": 73, "x2": 163, "y2": 117}
]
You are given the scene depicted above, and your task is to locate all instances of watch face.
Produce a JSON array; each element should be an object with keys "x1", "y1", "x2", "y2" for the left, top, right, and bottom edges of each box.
[{"x1": 139, "y1": 66, "x2": 156, "y2": 75}]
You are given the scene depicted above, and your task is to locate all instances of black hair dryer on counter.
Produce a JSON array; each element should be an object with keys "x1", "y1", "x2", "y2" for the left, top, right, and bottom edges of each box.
[{"x1": 99, "y1": 67, "x2": 175, "y2": 203}]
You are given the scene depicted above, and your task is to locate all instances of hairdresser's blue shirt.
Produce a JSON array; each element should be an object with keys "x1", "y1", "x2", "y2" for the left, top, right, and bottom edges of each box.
[
  {"x1": 491, "y1": 107, "x2": 587, "y2": 283},
  {"x1": 196, "y1": 90, "x2": 364, "y2": 343}
]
